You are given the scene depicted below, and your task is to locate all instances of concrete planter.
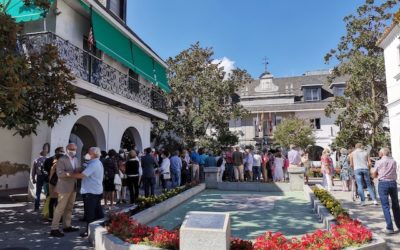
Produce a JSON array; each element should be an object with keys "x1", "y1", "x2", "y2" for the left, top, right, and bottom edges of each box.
[
  {"x1": 306, "y1": 185, "x2": 387, "y2": 250},
  {"x1": 89, "y1": 184, "x2": 206, "y2": 250},
  {"x1": 132, "y1": 183, "x2": 206, "y2": 224}
]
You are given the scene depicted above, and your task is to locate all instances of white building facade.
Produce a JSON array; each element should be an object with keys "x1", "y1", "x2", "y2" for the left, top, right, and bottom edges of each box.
[
  {"x1": 378, "y1": 22, "x2": 400, "y2": 177},
  {"x1": 230, "y1": 71, "x2": 345, "y2": 150},
  {"x1": 0, "y1": 0, "x2": 169, "y2": 190}
]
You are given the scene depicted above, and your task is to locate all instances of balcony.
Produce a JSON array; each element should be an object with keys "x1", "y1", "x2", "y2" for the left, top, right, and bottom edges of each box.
[{"x1": 17, "y1": 32, "x2": 167, "y2": 116}]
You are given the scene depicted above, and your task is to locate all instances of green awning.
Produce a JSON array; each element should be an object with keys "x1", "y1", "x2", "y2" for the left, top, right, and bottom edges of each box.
[
  {"x1": 3, "y1": 0, "x2": 54, "y2": 23},
  {"x1": 79, "y1": 0, "x2": 170, "y2": 93}
]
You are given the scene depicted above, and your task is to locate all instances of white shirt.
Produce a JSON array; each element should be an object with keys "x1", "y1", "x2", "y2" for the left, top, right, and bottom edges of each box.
[
  {"x1": 253, "y1": 154, "x2": 262, "y2": 167},
  {"x1": 160, "y1": 158, "x2": 170, "y2": 174}
]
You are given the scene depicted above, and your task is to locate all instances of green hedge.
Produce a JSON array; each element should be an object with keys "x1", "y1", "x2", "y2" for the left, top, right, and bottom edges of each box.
[{"x1": 312, "y1": 187, "x2": 348, "y2": 218}]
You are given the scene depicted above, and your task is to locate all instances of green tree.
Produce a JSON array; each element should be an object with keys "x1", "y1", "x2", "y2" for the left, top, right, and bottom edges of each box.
[
  {"x1": 152, "y1": 43, "x2": 251, "y2": 149},
  {"x1": 324, "y1": 0, "x2": 398, "y2": 152},
  {"x1": 0, "y1": 0, "x2": 76, "y2": 137},
  {"x1": 273, "y1": 118, "x2": 315, "y2": 150}
]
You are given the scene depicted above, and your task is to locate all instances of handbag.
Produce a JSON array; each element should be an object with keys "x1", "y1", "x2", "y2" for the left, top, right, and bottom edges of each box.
[
  {"x1": 114, "y1": 173, "x2": 122, "y2": 185},
  {"x1": 49, "y1": 172, "x2": 58, "y2": 186}
]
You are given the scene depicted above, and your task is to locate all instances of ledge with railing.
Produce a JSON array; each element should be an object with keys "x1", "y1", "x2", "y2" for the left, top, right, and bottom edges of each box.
[{"x1": 17, "y1": 32, "x2": 167, "y2": 114}]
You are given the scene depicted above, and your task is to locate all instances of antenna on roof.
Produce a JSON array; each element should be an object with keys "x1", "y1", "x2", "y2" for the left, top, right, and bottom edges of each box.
[{"x1": 262, "y1": 56, "x2": 269, "y2": 73}]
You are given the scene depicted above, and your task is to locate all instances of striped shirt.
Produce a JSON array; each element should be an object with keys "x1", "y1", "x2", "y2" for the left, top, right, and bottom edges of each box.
[{"x1": 374, "y1": 156, "x2": 398, "y2": 182}]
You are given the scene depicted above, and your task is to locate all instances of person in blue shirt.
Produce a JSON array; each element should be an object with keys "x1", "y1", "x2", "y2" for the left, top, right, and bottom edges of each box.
[
  {"x1": 205, "y1": 151, "x2": 217, "y2": 167},
  {"x1": 170, "y1": 151, "x2": 182, "y2": 188},
  {"x1": 190, "y1": 148, "x2": 200, "y2": 182},
  {"x1": 70, "y1": 147, "x2": 104, "y2": 237}
]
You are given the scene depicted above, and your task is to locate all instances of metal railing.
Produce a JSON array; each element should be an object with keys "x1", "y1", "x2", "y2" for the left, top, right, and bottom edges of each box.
[{"x1": 17, "y1": 32, "x2": 167, "y2": 113}]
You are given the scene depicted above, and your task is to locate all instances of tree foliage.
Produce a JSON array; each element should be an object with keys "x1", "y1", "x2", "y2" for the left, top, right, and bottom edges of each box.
[
  {"x1": 324, "y1": 0, "x2": 398, "y2": 152},
  {"x1": 273, "y1": 118, "x2": 315, "y2": 150},
  {"x1": 0, "y1": 1, "x2": 76, "y2": 137},
  {"x1": 152, "y1": 43, "x2": 251, "y2": 149}
]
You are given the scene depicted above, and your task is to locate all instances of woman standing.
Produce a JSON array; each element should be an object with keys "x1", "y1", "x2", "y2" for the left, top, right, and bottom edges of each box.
[
  {"x1": 273, "y1": 152, "x2": 284, "y2": 182},
  {"x1": 321, "y1": 148, "x2": 333, "y2": 191},
  {"x1": 160, "y1": 151, "x2": 171, "y2": 192},
  {"x1": 102, "y1": 149, "x2": 119, "y2": 209},
  {"x1": 261, "y1": 151, "x2": 269, "y2": 182},
  {"x1": 339, "y1": 148, "x2": 352, "y2": 191},
  {"x1": 125, "y1": 150, "x2": 142, "y2": 204}
]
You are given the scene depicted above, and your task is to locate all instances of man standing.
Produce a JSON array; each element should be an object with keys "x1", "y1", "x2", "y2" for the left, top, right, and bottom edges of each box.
[
  {"x1": 50, "y1": 143, "x2": 80, "y2": 237},
  {"x1": 141, "y1": 147, "x2": 157, "y2": 197},
  {"x1": 350, "y1": 143, "x2": 378, "y2": 206},
  {"x1": 232, "y1": 146, "x2": 244, "y2": 181},
  {"x1": 372, "y1": 148, "x2": 400, "y2": 234},
  {"x1": 70, "y1": 147, "x2": 104, "y2": 237},
  {"x1": 32, "y1": 150, "x2": 48, "y2": 211},
  {"x1": 190, "y1": 148, "x2": 200, "y2": 182},
  {"x1": 170, "y1": 151, "x2": 182, "y2": 188},
  {"x1": 288, "y1": 144, "x2": 301, "y2": 167},
  {"x1": 225, "y1": 147, "x2": 234, "y2": 182},
  {"x1": 244, "y1": 149, "x2": 254, "y2": 181}
]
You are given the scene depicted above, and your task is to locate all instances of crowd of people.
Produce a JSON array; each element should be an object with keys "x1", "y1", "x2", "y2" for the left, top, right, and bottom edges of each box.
[
  {"x1": 31, "y1": 141, "x2": 400, "y2": 237},
  {"x1": 320, "y1": 143, "x2": 400, "y2": 235}
]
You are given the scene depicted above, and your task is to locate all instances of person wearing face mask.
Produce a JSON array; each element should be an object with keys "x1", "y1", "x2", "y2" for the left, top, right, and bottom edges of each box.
[
  {"x1": 70, "y1": 147, "x2": 104, "y2": 237},
  {"x1": 50, "y1": 143, "x2": 81, "y2": 237}
]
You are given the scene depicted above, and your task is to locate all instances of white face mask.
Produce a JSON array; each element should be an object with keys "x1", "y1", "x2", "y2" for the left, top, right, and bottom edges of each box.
[
  {"x1": 67, "y1": 150, "x2": 76, "y2": 157},
  {"x1": 84, "y1": 153, "x2": 91, "y2": 161}
]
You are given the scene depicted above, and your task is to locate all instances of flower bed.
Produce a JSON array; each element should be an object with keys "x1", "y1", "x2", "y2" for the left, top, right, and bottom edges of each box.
[
  {"x1": 128, "y1": 181, "x2": 200, "y2": 216},
  {"x1": 312, "y1": 187, "x2": 348, "y2": 217},
  {"x1": 107, "y1": 213, "x2": 179, "y2": 250}
]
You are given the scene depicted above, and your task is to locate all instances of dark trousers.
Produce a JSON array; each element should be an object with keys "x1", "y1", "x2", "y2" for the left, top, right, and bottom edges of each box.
[
  {"x1": 160, "y1": 175, "x2": 169, "y2": 190},
  {"x1": 126, "y1": 176, "x2": 139, "y2": 204},
  {"x1": 378, "y1": 181, "x2": 400, "y2": 230},
  {"x1": 49, "y1": 198, "x2": 58, "y2": 219},
  {"x1": 253, "y1": 166, "x2": 261, "y2": 181},
  {"x1": 225, "y1": 163, "x2": 234, "y2": 181},
  {"x1": 181, "y1": 168, "x2": 189, "y2": 185},
  {"x1": 199, "y1": 164, "x2": 205, "y2": 182},
  {"x1": 35, "y1": 175, "x2": 46, "y2": 209},
  {"x1": 143, "y1": 177, "x2": 155, "y2": 197},
  {"x1": 82, "y1": 193, "x2": 104, "y2": 232}
]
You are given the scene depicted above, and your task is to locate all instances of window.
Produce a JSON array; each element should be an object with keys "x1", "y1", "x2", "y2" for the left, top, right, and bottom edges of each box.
[
  {"x1": 335, "y1": 87, "x2": 345, "y2": 97},
  {"x1": 304, "y1": 88, "x2": 321, "y2": 101},
  {"x1": 108, "y1": 0, "x2": 125, "y2": 20},
  {"x1": 310, "y1": 118, "x2": 321, "y2": 130},
  {"x1": 128, "y1": 69, "x2": 140, "y2": 93}
]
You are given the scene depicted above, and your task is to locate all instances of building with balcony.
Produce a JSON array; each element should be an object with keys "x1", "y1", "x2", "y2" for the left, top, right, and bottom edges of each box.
[
  {"x1": 378, "y1": 20, "x2": 400, "y2": 179},
  {"x1": 0, "y1": 0, "x2": 170, "y2": 190},
  {"x1": 230, "y1": 70, "x2": 347, "y2": 149}
]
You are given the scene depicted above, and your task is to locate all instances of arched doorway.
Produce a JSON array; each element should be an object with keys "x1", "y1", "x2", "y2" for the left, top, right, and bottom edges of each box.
[
  {"x1": 120, "y1": 127, "x2": 142, "y2": 152},
  {"x1": 69, "y1": 116, "x2": 106, "y2": 160}
]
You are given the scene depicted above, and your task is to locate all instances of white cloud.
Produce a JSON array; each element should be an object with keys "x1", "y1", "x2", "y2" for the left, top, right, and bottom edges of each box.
[{"x1": 212, "y1": 57, "x2": 236, "y2": 79}]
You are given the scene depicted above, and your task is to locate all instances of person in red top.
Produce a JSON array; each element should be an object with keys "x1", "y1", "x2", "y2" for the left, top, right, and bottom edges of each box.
[
  {"x1": 261, "y1": 151, "x2": 269, "y2": 182},
  {"x1": 225, "y1": 147, "x2": 234, "y2": 182}
]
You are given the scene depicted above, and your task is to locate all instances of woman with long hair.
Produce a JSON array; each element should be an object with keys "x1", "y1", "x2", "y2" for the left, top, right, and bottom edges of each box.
[{"x1": 321, "y1": 148, "x2": 333, "y2": 191}]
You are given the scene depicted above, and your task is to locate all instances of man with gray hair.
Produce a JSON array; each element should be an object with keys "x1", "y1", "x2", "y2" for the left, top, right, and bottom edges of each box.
[
  {"x1": 70, "y1": 147, "x2": 104, "y2": 237},
  {"x1": 372, "y1": 147, "x2": 400, "y2": 234},
  {"x1": 50, "y1": 143, "x2": 80, "y2": 237}
]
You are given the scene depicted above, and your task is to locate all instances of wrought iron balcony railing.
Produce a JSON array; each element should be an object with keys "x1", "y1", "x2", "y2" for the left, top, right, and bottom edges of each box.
[{"x1": 17, "y1": 32, "x2": 167, "y2": 114}]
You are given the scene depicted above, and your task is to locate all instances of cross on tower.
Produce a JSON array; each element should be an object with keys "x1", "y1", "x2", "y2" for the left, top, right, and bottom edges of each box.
[{"x1": 262, "y1": 57, "x2": 269, "y2": 73}]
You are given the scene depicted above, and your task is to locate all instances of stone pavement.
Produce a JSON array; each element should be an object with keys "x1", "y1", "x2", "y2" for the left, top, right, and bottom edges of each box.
[
  {"x1": 0, "y1": 184, "x2": 164, "y2": 250},
  {"x1": 329, "y1": 179, "x2": 400, "y2": 250}
]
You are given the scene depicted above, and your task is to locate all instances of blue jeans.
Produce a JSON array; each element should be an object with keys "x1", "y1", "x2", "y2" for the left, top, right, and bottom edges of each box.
[
  {"x1": 378, "y1": 181, "x2": 400, "y2": 230},
  {"x1": 354, "y1": 168, "x2": 376, "y2": 201},
  {"x1": 171, "y1": 169, "x2": 181, "y2": 188},
  {"x1": 252, "y1": 166, "x2": 261, "y2": 181},
  {"x1": 35, "y1": 175, "x2": 46, "y2": 209}
]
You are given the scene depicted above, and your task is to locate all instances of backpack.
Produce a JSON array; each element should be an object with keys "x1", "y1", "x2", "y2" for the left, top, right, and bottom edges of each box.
[{"x1": 34, "y1": 156, "x2": 48, "y2": 178}]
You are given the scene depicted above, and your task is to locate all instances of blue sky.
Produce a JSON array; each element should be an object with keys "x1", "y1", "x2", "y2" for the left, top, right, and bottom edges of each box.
[{"x1": 127, "y1": 0, "x2": 365, "y2": 78}]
